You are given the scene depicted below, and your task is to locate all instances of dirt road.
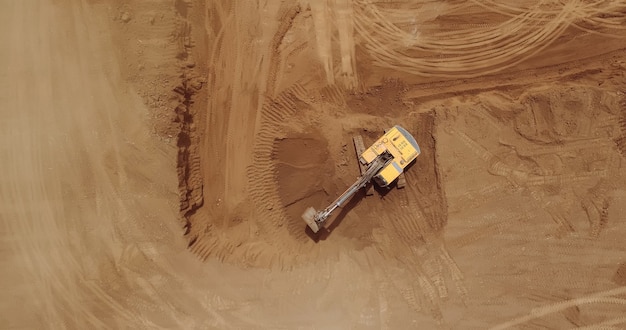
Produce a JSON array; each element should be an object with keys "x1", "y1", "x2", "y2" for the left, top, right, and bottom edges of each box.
[
  {"x1": 0, "y1": 0, "x2": 191, "y2": 327},
  {"x1": 2, "y1": 0, "x2": 626, "y2": 328}
]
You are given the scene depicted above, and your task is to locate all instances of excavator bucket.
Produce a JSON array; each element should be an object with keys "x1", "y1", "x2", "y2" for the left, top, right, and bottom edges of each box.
[{"x1": 302, "y1": 207, "x2": 320, "y2": 233}]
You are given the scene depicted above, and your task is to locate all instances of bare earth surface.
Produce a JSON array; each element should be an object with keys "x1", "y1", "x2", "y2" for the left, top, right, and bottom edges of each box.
[{"x1": 2, "y1": 0, "x2": 626, "y2": 329}]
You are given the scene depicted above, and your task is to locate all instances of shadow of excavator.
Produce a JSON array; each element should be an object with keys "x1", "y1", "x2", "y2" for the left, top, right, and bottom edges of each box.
[{"x1": 304, "y1": 169, "x2": 410, "y2": 242}]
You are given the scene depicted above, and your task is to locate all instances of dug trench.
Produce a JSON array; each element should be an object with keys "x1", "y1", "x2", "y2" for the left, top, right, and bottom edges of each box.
[{"x1": 177, "y1": 73, "x2": 450, "y2": 270}]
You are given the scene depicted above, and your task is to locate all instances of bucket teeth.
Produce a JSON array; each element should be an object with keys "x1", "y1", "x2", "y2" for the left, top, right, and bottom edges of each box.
[{"x1": 302, "y1": 207, "x2": 320, "y2": 233}]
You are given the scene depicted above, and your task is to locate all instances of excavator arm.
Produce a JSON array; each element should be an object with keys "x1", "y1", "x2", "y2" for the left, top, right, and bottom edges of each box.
[{"x1": 302, "y1": 152, "x2": 392, "y2": 233}]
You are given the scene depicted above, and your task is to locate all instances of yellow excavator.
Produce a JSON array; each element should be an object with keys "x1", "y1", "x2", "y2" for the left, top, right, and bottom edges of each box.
[{"x1": 302, "y1": 125, "x2": 421, "y2": 233}]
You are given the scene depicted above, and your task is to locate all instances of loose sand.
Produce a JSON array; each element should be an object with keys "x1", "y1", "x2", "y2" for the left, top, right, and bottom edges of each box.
[{"x1": 2, "y1": 0, "x2": 626, "y2": 328}]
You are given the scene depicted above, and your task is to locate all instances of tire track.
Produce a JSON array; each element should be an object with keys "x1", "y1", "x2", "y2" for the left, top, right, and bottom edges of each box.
[
  {"x1": 356, "y1": 112, "x2": 466, "y2": 323},
  {"x1": 614, "y1": 96, "x2": 626, "y2": 158},
  {"x1": 447, "y1": 83, "x2": 623, "y2": 240},
  {"x1": 490, "y1": 286, "x2": 626, "y2": 330},
  {"x1": 353, "y1": 0, "x2": 626, "y2": 78},
  {"x1": 451, "y1": 127, "x2": 609, "y2": 188},
  {"x1": 334, "y1": 0, "x2": 359, "y2": 89},
  {"x1": 244, "y1": 83, "x2": 316, "y2": 267},
  {"x1": 308, "y1": 0, "x2": 335, "y2": 86},
  {"x1": 265, "y1": 3, "x2": 301, "y2": 98},
  {"x1": 402, "y1": 49, "x2": 620, "y2": 102},
  {"x1": 318, "y1": 84, "x2": 347, "y2": 107}
]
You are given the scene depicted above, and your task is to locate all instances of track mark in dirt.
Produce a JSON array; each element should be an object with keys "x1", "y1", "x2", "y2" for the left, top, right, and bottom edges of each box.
[
  {"x1": 407, "y1": 112, "x2": 448, "y2": 232},
  {"x1": 490, "y1": 286, "x2": 626, "y2": 330},
  {"x1": 318, "y1": 84, "x2": 348, "y2": 107},
  {"x1": 242, "y1": 83, "x2": 324, "y2": 266},
  {"x1": 615, "y1": 263, "x2": 626, "y2": 285},
  {"x1": 445, "y1": 83, "x2": 623, "y2": 238},
  {"x1": 613, "y1": 96, "x2": 626, "y2": 159},
  {"x1": 266, "y1": 3, "x2": 301, "y2": 97},
  {"x1": 354, "y1": 1, "x2": 626, "y2": 78},
  {"x1": 333, "y1": 107, "x2": 465, "y2": 322},
  {"x1": 403, "y1": 47, "x2": 626, "y2": 103},
  {"x1": 367, "y1": 113, "x2": 447, "y2": 243}
]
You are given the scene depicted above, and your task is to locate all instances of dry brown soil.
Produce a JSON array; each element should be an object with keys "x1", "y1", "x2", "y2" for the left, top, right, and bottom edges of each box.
[{"x1": 2, "y1": 0, "x2": 626, "y2": 328}]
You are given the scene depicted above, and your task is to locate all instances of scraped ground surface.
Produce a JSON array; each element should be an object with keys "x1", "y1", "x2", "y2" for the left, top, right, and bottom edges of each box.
[{"x1": 2, "y1": 0, "x2": 626, "y2": 328}]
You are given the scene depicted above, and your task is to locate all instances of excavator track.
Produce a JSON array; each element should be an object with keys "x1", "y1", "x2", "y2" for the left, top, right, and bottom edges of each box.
[{"x1": 353, "y1": 135, "x2": 374, "y2": 196}]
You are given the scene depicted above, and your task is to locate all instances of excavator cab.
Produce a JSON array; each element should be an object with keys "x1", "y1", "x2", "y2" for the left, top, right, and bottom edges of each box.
[{"x1": 363, "y1": 125, "x2": 420, "y2": 187}]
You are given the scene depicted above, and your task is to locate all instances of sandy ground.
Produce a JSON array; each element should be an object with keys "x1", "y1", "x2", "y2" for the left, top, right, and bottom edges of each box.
[{"x1": 2, "y1": 0, "x2": 626, "y2": 329}]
